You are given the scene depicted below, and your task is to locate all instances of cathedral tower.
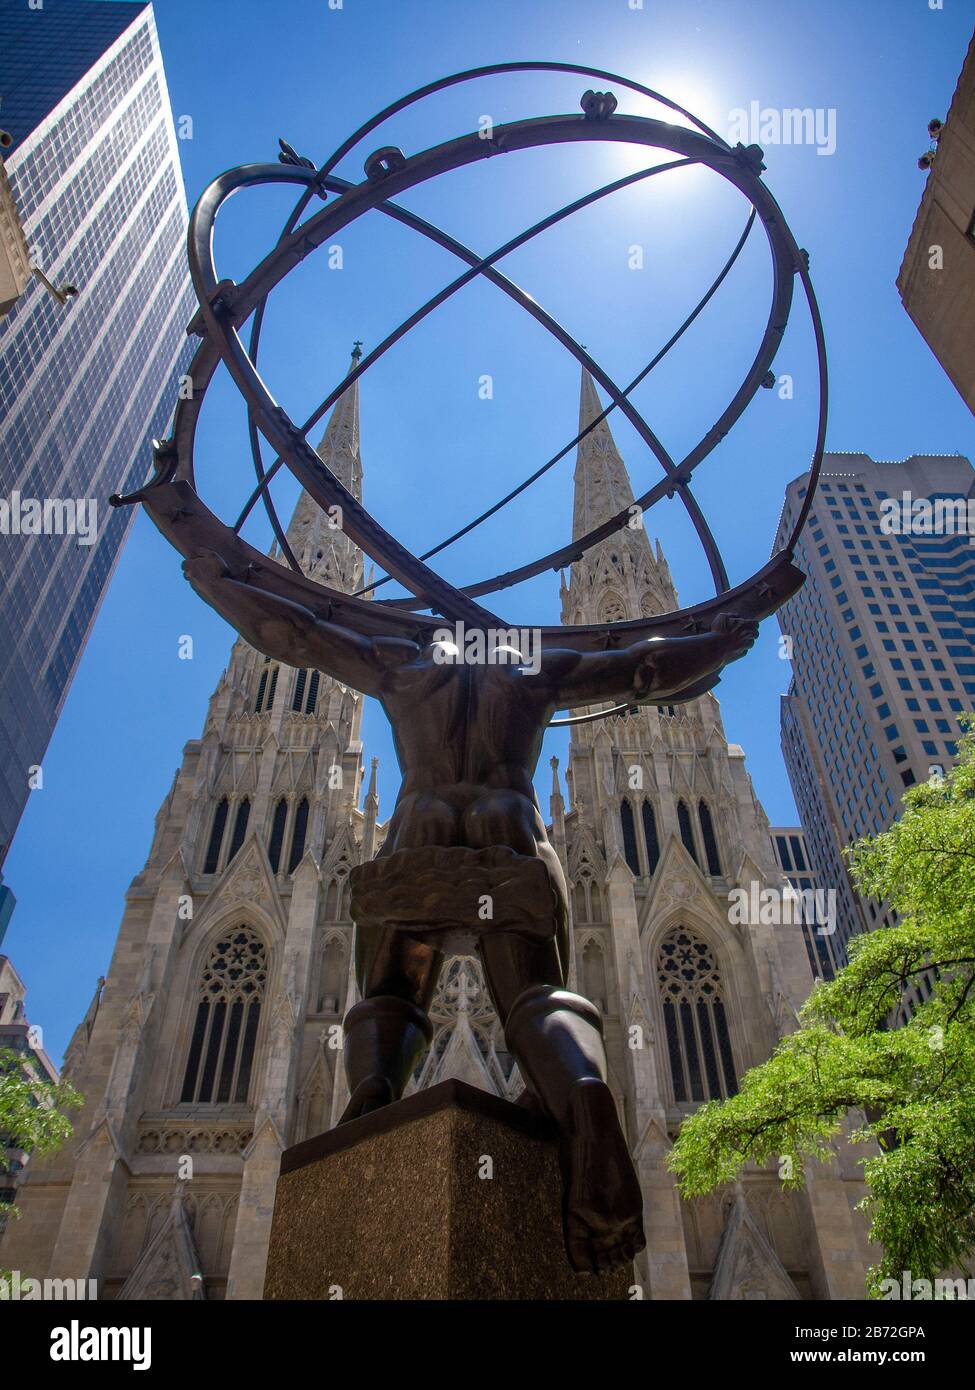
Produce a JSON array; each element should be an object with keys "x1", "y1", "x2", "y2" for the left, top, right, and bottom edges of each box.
[{"x1": 553, "y1": 369, "x2": 872, "y2": 1298}]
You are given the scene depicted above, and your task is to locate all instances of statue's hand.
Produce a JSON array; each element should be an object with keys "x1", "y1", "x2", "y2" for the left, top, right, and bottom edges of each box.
[
  {"x1": 182, "y1": 549, "x2": 383, "y2": 686},
  {"x1": 709, "y1": 612, "x2": 759, "y2": 660},
  {"x1": 183, "y1": 550, "x2": 231, "y2": 597}
]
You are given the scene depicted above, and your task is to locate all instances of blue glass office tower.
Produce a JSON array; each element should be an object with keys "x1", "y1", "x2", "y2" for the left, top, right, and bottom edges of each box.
[
  {"x1": 0, "y1": 0, "x2": 195, "y2": 865},
  {"x1": 775, "y1": 451, "x2": 975, "y2": 975}
]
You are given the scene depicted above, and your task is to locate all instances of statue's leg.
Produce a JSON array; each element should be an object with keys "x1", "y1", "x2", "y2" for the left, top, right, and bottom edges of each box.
[
  {"x1": 340, "y1": 792, "x2": 457, "y2": 1123},
  {"x1": 478, "y1": 930, "x2": 646, "y2": 1275},
  {"x1": 339, "y1": 926, "x2": 443, "y2": 1124}
]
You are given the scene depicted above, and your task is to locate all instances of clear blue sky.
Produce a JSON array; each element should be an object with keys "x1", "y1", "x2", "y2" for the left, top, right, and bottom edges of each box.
[{"x1": 6, "y1": 0, "x2": 975, "y2": 1062}]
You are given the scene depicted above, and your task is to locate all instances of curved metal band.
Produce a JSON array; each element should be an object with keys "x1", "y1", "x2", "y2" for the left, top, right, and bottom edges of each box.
[
  {"x1": 549, "y1": 702, "x2": 636, "y2": 729},
  {"x1": 263, "y1": 60, "x2": 733, "y2": 267}
]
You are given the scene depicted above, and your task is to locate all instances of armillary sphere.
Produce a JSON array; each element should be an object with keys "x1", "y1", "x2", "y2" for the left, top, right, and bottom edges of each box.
[{"x1": 111, "y1": 61, "x2": 826, "y2": 726}]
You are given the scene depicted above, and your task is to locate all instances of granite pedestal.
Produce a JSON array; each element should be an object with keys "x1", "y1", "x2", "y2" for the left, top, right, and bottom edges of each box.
[{"x1": 264, "y1": 1079, "x2": 632, "y2": 1300}]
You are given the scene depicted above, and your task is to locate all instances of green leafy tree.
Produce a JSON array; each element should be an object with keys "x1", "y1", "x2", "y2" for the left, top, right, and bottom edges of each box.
[
  {"x1": 669, "y1": 724, "x2": 975, "y2": 1296},
  {"x1": 0, "y1": 1045, "x2": 82, "y2": 1225}
]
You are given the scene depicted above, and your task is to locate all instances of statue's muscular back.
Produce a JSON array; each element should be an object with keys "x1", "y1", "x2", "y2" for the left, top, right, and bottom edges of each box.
[{"x1": 378, "y1": 652, "x2": 554, "y2": 862}]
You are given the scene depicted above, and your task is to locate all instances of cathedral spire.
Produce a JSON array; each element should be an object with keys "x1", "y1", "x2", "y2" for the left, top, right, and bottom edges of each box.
[
  {"x1": 565, "y1": 366, "x2": 676, "y2": 623},
  {"x1": 572, "y1": 367, "x2": 643, "y2": 540},
  {"x1": 549, "y1": 755, "x2": 566, "y2": 856},
  {"x1": 361, "y1": 756, "x2": 380, "y2": 862},
  {"x1": 312, "y1": 345, "x2": 362, "y2": 498},
  {"x1": 283, "y1": 347, "x2": 364, "y2": 590}
]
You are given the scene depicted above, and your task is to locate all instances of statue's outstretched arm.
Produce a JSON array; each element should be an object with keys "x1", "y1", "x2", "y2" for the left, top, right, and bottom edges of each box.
[
  {"x1": 183, "y1": 551, "x2": 400, "y2": 695},
  {"x1": 544, "y1": 614, "x2": 759, "y2": 707}
]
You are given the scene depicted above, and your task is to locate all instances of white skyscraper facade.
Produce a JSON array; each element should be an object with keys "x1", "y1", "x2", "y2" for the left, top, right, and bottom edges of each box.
[
  {"x1": 776, "y1": 451, "x2": 975, "y2": 966},
  {"x1": 0, "y1": 0, "x2": 195, "y2": 865}
]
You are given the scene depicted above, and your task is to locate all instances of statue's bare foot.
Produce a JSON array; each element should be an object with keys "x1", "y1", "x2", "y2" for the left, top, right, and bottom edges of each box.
[
  {"x1": 183, "y1": 550, "x2": 228, "y2": 597},
  {"x1": 558, "y1": 1078, "x2": 646, "y2": 1275},
  {"x1": 338, "y1": 1075, "x2": 393, "y2": 1124},
  {"x1": 710, "y1": 612, "x2": 759, "y2": 660}
]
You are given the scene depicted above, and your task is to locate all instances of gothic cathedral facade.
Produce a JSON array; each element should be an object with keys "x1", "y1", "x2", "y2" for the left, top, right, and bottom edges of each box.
[{"x1": 1, "y1": 364, "x2": 872, "y2": 1299}]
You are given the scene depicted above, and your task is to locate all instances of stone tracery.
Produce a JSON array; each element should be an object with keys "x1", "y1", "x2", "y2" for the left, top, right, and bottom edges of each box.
[{"x1": 657, "y1": 926, "x2": 737, "y2": 1103}]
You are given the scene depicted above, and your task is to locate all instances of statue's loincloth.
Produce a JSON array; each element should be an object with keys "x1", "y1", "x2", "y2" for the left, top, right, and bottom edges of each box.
[{"x1": 349, "y1": 845, "x2": 561, "y2": 953}]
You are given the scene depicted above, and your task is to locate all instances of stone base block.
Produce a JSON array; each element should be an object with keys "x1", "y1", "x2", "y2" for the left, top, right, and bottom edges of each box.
[{"x1": 264, "y1": 1079, "x2": 631, "y2": 1300}]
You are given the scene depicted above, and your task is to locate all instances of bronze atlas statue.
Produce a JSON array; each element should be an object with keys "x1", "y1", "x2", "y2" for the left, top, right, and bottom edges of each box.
[{"x1": 112, "y1": 62, "x2": 825, "y2": 1277}]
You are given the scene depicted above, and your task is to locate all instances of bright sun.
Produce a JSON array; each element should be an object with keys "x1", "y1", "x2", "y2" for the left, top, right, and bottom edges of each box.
[
  {"x1": 596, "y1": 73, "x2": 730, "y2": 195},
  {"x1": 640, "y1": 73, "x2": 728, "y2": 140}
]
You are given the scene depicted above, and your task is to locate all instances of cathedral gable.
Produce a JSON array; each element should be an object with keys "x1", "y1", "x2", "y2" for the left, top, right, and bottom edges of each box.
[
  {"x1": 638, "y1": 834, "x2": 719, "y2": 938},
  {"x1": 421, "y1": 1014, "x2": 499, "y2": 1094},
  {"x1": 567, "y1": 822, "x2": 606, "y2": 881},
  {"x1": 322, "y1": 823, "x2": 359, "y2": 874},
  {"x1": 191, "y1": 834, "x2": 287, "y2": 941},
  {"x1": 709, "y1": 1193, "x2": 802, "y2": 1301},
  {"x1": 116, "y1": 1187, "x2": 206, "y2": 1301},
  {"x1": 633, "y1": 1112, "x2": 672, "y2": 1163}
]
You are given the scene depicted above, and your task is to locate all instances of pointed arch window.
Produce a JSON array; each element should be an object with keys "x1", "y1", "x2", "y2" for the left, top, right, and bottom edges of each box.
[
  {"x1": 657, "y1": 927, "x2": 737, "y2": 1103},
  {"x1": 268, "y1": 798, "x2": 289, "y2": 873},
  {"x1": 324, "y1": 869, "x2": 349, "y2": 920},
  {"x1": 641, "y1": 799, "x2": 660, "y2": 875},
  {"x1": 677, "y1": 800, "x2": 698, "y2": 864},
  {"x1": 698, "y1": 800, "x2": 722, "y2": 876},
  {"x1": 620, "y1": 800, "x2": 640, "y2": 875},
  {"x1": 255, "y1": 661, "x2": 279, "y2": 713},
  {"x1": 255, "y1": 665, "x2": 268, "y2": 713},
  {"x1": 318, "y1": 935, "x2": 346, "y2": 1014},
  {"x1": 291, "y1": 668, "x2": 307, "y2": 712},
  {"x1": 226, "y1": 799, "x2": 250, "y2": 863},
  {"x1": 572, "y1": 871, "x2": 605, "y2": 922},
  {"x1": 304, "y1": 670, "x2": 320, "y2": 714},
  {"x1": 203, "y1": 798, "x2": 229, "y2": 874},
  {"x1": 573, "y1": 878, "x2": 589, "y2": 922},
  {"x1": 180, "y1": 927, "x2": 267, "y2": 1105},
  {"x1": 287, "y1": 797, "x2": 310, "y2": 873},
  {"x1": 290, "y1": 667, "x2": 321, "y2": 715},
  {"x1": 581, "y1": 938, "x2": 609, "y2": 1012}
]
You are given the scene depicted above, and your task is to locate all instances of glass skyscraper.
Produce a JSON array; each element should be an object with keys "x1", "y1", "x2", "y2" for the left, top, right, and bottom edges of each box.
[
  {"x1": 0, "y1": 0, "x2": 195, "y2": 865},
  {"x1": 775, "y1": 450, "x2": 975, "y2": 972}
]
